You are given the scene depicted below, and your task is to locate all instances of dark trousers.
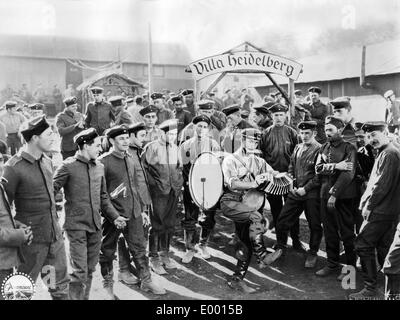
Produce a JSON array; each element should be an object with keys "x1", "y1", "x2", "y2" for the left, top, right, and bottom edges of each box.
[
  {"x1": 18, "y1": 237, "x2": 70, "y2": 299},
  {"x1": 267, "y1": 194, "x2": 300, "y2": 241},
  {"x1": 0, "y1": 269, "x2": 13, "y2": 300},
  {"x1": 276, "y1": 196, "x2": 322, "y2": 254},
  {"x1": 66, "y1": 230, "x2": 102, "y2": 286},
  {"x1": 181, "y1": 180, "x2": 216, "y2": 248},
  {"x1": 321, "y1": 197, "x2": 357, "y2": 267},
  {"x1": 355, "y1": 216, "x2": 397, "y2": 267},
  {"x1": 149, "y1": 189, "x2": 179, "y2": 257},
  {"x1": 99, "y1": 215, "x2": 150, "y2": 282},
  {"x1": 7, "y1": 133, "x2": 21, "y2": 156},
  {"x1": 383, "y1": 222, "x2": 400, "y2": 275},
  {"x1": 61, "y1": 150, "x2": 77, "y2": 160}
]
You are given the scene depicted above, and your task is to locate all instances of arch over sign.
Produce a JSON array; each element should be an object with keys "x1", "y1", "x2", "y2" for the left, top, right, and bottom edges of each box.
[{"x1": 189, "y1": 51, "x2": 303, "y2": 81}]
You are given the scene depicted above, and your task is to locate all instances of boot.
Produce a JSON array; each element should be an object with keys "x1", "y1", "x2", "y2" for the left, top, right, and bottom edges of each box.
[
  {"x1": 304, "y1": 254, "x2": 317, "y2": 269},
  {"x1": 315, "y1": 265, "x2": 340, "y2": 277},
  {"x1": 149, "y1": 231, "x2": 159, "y2": 259},
  {"x1": 102, "y1": 271, "x2": 118, "y2": 300},
  {"x1": 150, "y1": 256, "x2": 168, "y2": 275},
  {"x1": 196, "y1": 244, "x2": 211, "y2": 260},
  {"x1": 292, "y1": 238, "x2": 307, "y2": 253},
  {"x1": 385, "y1": 275, "x2": 400, "y2": 300},
  {"x1": 251, "y1": 234, "x2": 282, "y2": 267},
  {"x1": 140, "y1": 279, "x2": 167, "y2": 295},
  {"x1": 118, "y1": 270, "x2": 140, "y2": 285},
  {"x1": 197, "y1": 228, "x2": 212, "y2": 259},
  {"x1": 118, "y1": 236, "x2": 139, "y2": 278},
  {"x1": 182, "y1": 230, "x2": 196, "y2": 264},
  {"x1": 227, "y1": 261, "x2": 256, "y2": 294},
  {"x1": 69, "y1": 282, "x2": 84, "y2": 300},
  {"x1": 348, "y1": 258, "x2": 379, "y2": 300},
  {"x1": 83, "y1": 275, "x2": 93, "y2": 300},
  {"x1": 160, "y1": 232, "x2": 178, "y2": 269}
]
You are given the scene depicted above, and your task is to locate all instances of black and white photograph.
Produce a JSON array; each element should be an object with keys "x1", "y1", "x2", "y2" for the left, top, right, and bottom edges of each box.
[{"x1": 0, "y1": 0, "x2": 400, "y2": 308}]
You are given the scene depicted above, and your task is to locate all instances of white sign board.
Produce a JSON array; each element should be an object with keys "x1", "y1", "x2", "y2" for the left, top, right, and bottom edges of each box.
[{"x1": 189, "y1": 51, "x2": 303, "y2": 81}]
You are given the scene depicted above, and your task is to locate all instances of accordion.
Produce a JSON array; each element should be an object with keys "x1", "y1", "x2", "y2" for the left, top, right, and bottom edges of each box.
[{"x1": 257, "y1": 172, "x2": 293, "y2": 196}]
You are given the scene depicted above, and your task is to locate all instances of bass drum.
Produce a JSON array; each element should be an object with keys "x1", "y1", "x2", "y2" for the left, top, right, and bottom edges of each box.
[{"x1": 189, "y1": 151, "x2": 225, "y2": 210}]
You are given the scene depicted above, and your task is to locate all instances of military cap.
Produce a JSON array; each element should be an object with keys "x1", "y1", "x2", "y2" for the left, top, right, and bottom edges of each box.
[
  {"x1": 29, "y1": 103, "x2": 45, "y2": 110},
  {"x1": 126, "y1": 96, "x2": 134, "y2": 103},
  {"x1": 330, "y1": 96, "x2": 352, "y2": 110},
  {"x1": 181, "y1": 89, "x2": 194, "y2": 96},
  {"x1": 139, "y1": 105, "x2": 158, "y2": 116},
  {"x1": 222, "y1": 104, "x2": 241, "y2": 116},
  {"x1": 73, "y1": 128, "x2": 99, "y2": 145},
  {"x1": 90, "y1": 86, "x2": 103, "y2": 94},
  {"x1": 128, "y1": 122, "x2": 146, "y2": 134},
  {"x1": 151, "y1": 92, "x2": 164, "y2": 100},
  {"x1": 270, "y1": 90, "x2": 281, "y2": 97},
  {"x1": 192, "y1": 115, "x2": 211, "y2": 125},
  {"x1": 197, "y1": 99, "x2": 215, "y2": 110},
  {"x1": 20, "y1": 115, "x2": 50, "y2": 142},
  {"x1": 241, "y1": 110, "x2": 249, "y2": 119},
  {"x1": 297, "y1": 121, "x2": 317, "y2": 130},
  {"x1": 294, "y1": 89, "x2": 303, "y2": 96},
  {"x1": 308, "y1": 86, "x2": 322, "y2": 94},
  {"x1": 241, "y1": 128, "x2": 262, "y2": 140},
  {"x1": 159, "y1": 119, "x2": 178, "y2": 133},
  {"x1": 105, "y1": 124, "x2": 130, "y2": 139},
  {"x1": 355, "y1": 122, "x2": 364, "y2": 131},
  {"x1": 325, "y1": 116, "x2": 344, "y2": 129},
  {"x1": 361, "y1": 121, "x2": 388, "y2": 133},
  {"x1": 108, "y1": 95, "x2": 124, "y2": 107},
  {"x1": 384, "y1": 90, "x2": 394, "y2": 99},
  {"x1": 254, "y1": 102, "x2": 274, "y2": 115},
  {"x1": 3, "y1": 101, "x2": 17, "y2": 109},
  {"x1": 171, "y1": 95, "x2": 183, "y2": 103},
  {"x1": 63, "y1": 96, "x2": 78, "y2": 107},
  {"x1": 268, "y1": 103, "x2": 288, "y2": 113}
]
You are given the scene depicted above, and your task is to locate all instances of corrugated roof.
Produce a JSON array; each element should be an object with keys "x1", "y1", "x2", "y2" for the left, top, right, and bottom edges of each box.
[
  {"x1": 0, "y1": 34, "x2": 191, "y2": 66},
  {"x1": 76, "y1": 70, "x2": 145, "y2": 91},
  {"x1": 251, "y1": 38, "x2": 400, "y2": 86}
]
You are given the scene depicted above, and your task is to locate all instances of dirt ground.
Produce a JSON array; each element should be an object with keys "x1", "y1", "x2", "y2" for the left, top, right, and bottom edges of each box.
[{"x1": 32, "y1": 207, "x2": 386, "y2": 300}]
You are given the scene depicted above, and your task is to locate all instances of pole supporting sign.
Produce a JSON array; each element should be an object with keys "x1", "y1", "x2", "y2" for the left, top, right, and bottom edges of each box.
[{"x1": 188, "y1": 51, "x2": 303, "y2": 81}]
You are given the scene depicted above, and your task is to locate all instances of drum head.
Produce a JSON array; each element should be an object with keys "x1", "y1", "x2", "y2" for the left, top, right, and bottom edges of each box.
[{"x1": 189, "y1": 152, "x2": 224, "y2": 210}]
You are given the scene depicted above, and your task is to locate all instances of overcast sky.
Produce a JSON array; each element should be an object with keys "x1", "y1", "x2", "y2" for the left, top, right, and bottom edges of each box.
[{"x1": 0, "y1": 0, "x2": 398, "y2": 60}]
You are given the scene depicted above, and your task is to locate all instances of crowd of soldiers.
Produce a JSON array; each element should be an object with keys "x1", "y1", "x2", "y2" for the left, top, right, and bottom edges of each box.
[{"x1": 0, "y1": 85, "x2": 399, "y2": 301}]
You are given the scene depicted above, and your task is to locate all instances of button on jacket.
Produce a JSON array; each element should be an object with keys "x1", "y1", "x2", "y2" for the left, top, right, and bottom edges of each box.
[
  {"x1": 53, "y1": 154, "x2": 119, "y2": 231},
  {"x1": 288, "y1": 140, "x2": 321, "y2": 200},
  {"x1": 84, "y1": 101, "x2": 114, "y2": 135},
  {"x1": 55, "y1": 110, "x2": 84, "y2": 153},
  {"x1": 360, "y1": 143, "x2": 400, "y2": 220},
  {"x1": 315, "y1": 138, "x2": 358, "y2": 199},
  {"x1": 99, "y1": 150, "x2": 142, "y2": 219},
  {"x1": 3, "y1": 151, "x2": 62, "y2": 243}
]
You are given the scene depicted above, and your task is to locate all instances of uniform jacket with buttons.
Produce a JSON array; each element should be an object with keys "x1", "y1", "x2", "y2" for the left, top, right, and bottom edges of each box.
[
  {"x1": 0, "y1": 182, "x2": 25, "y2": 270},
  {"x1": 303, "y1": 100, "x2": 331, "y2": 144},
  {"x1": 85, "y1": 100, "x2": 114, "y2": 135},
  {"x1": 99, "y1": 150, "x2": 142, "y2": 219},
  {"x1": 3, "y1": 151, "x2": 62, "y2": 243},
  {"x1": 315, "y1": 138, "x2": 358, "y2": 199},
  {"x1": 55, "y1": 110, "x2": 84, "y2": 153},
  {"x1": 53, "y1": 154, "x2": 120, "y2": 231}
]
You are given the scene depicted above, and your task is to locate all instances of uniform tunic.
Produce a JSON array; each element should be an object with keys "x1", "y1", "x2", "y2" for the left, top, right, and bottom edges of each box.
[
  {"x1": 84, "y1": 101, "x2": 114, "y2": 135},
  {"x1": 55, "y1": 110, "x2": 84, "y2": 158},
  {"x1": 303, "y1": 100, "x2": 331, "y2": 144}
]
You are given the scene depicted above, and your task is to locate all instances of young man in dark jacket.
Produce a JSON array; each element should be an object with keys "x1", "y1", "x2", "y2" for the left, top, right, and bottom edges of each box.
[{"x1": 53, "y1": 128, "x2": 120, "y2": 300}]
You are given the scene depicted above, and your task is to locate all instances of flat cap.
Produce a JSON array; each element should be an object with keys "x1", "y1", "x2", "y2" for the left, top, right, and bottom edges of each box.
[
  {"x1": 90, "y1": 86, "x2": 103, "y2": 94},
  {"x1": 181, "y1": 89, "x2": 194, "y2": 96},
  {"x1": 361, "y1": 121, "x2": 388, "y2": 133},
  {"x1": 308, "y1": 86, "x2": 322, "y2": 94},
  {"x1": 254, "y1": 102, "x2": 274, "y2": 115},
  {"x1": 197, "y1": 99, "x2": 215, "y2": 110},
  {"x1": 105, "y1": 124, "x2": 130, "y2": 139},
  {"x1": 270, "y1": 90, "x2": 281, "y2": 97},
  {"x1": 128, "y1": 122, "x2": 146, "y2": 134},
  {"x1": 192, "y1": 115, "x2": 211, "y2": 125},
  {"x1": 222, "y1": 104, "x2": 240, "y2": 116},
  {"x1": 63, "y1": 96, "x2": 77, "y2": 107},
  {"x1": 139, "y1": 105, "x2": 158, "y2": 116},
  {"x1": 297, "y1": 121, "x2": 317, "y2": 130},
  {"x1": 330, "y1": 96, "x2": 351, "y2": 110},
  {"x1": 171, "y1": 95, "x2": 183, "y2": 103},
  {"x1": 241, "y1": 128, "x2": 262, "y2": 140},
  {"x1": 268, "y1": 103, "x2": 288, "y2": 113},
  {"x1": 159, "y1": 119, "x2": 178, "y2": 133},
  {"x1": 325, "y1": 116, "x2": 344, "y2": 129},
  {"x1": 73, "y1": 128, "x2": 99, "y2": 145},
  {"x1": 20, "y1": 115, "x2": 50, "y2": 141},
  {"x1": 3, "y1": 101, "x2": 17, "y2": 109},
  {"x1": 384, "y1": 90, "x2": 395, "y2": 99},
  {"x1": 151, "y1": 92, "x2": 164, "y2": 100},
  {"x1": 294, "y1": 89, "x2": 303, "y2": 96},
  {"x1": 29, "y1": 103, "x2": 45, "y2": 110},
  {"x1": 109, "y1": 95, "x2": 124, "y2": 107}
]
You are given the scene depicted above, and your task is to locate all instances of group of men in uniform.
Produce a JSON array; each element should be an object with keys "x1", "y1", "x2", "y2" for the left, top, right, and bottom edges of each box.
[{"x1": 0, "y1": 83, "x2": 400, "y2": 301}]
